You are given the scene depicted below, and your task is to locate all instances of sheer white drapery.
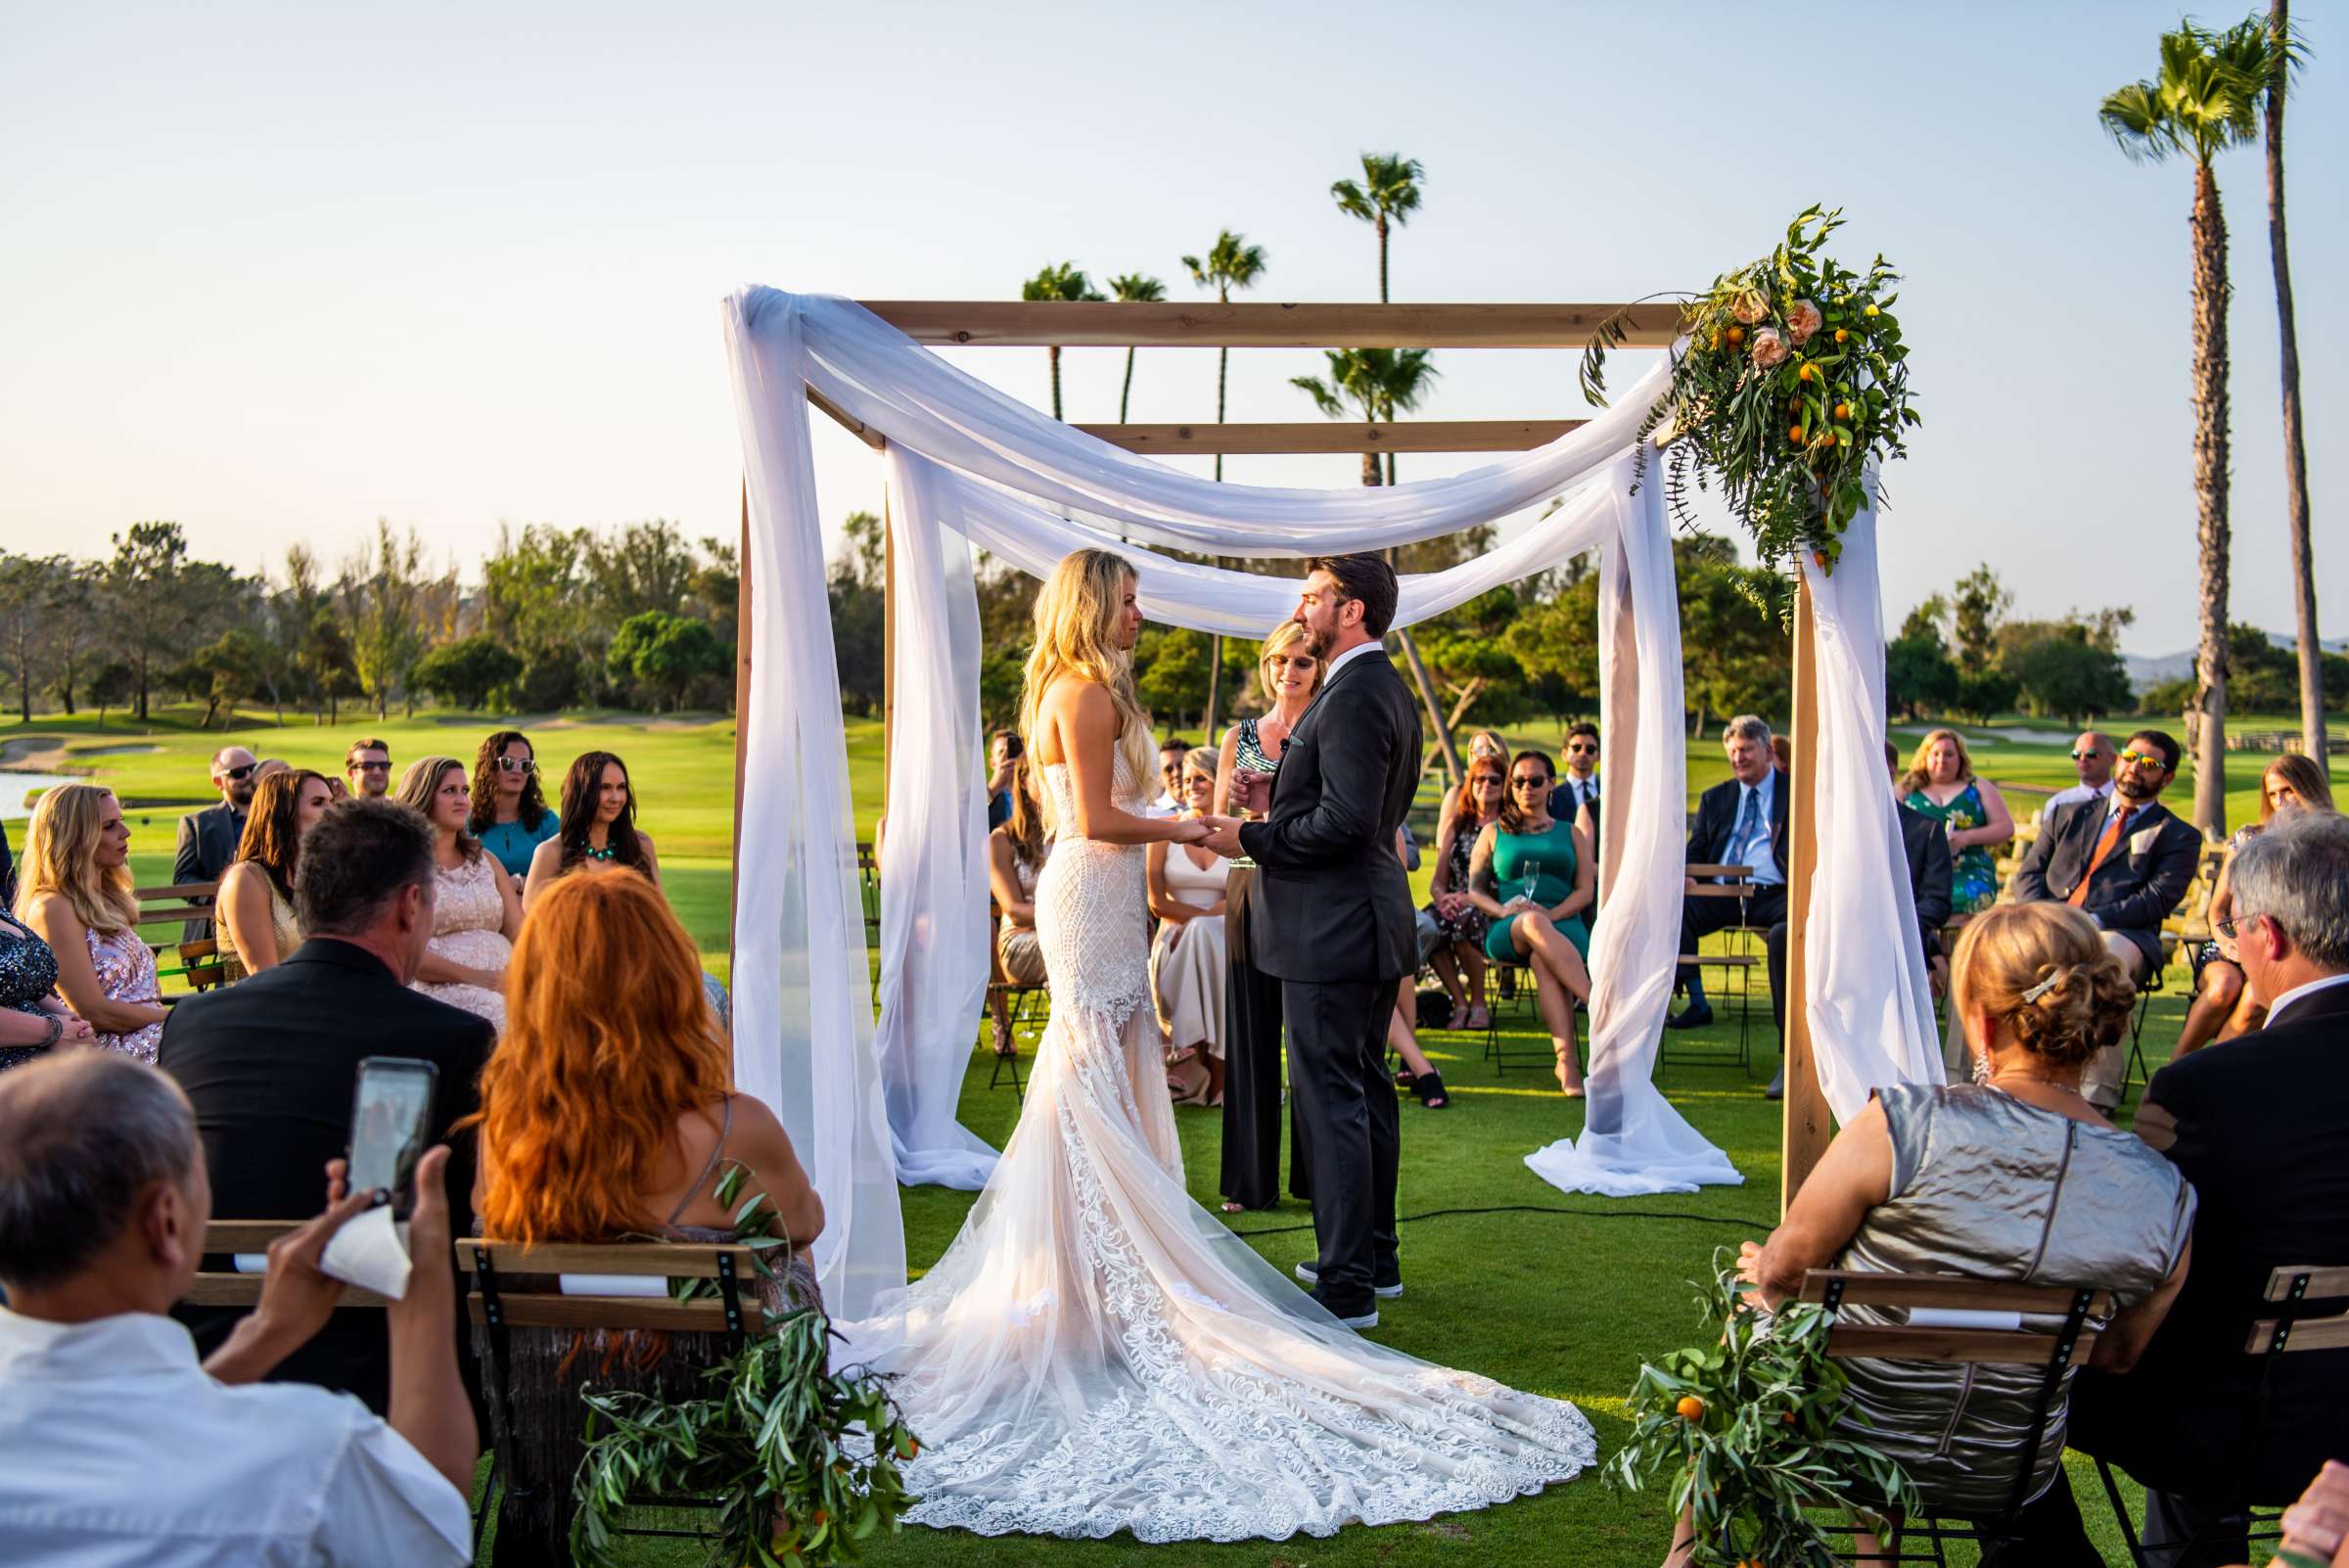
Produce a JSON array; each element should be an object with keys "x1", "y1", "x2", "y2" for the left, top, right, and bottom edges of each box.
[{"x1": 1799, "y1": 505, "x2": 1946, "y2": 1120}]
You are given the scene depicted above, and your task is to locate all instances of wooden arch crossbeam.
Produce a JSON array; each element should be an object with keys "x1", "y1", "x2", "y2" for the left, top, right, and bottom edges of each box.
[{"x1": 734, "y1": 298, "x2": 1832, "y2": 1211}]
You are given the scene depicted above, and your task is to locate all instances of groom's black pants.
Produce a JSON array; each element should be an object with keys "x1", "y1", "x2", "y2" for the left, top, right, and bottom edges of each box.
[{"x1": 1281, "y1": 976, "x2": 1401, "y2": 1315}]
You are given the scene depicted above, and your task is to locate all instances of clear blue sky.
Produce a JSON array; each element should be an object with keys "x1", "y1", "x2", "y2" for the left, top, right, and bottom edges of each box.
[{"x1": 2, "y1": 0, "x2": 2338, "y2": 657}]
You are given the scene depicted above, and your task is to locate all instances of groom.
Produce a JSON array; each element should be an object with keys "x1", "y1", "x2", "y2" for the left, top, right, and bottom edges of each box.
[{"x1": 1203, "y1": 554, "x2": 1422, "y2": 1328}]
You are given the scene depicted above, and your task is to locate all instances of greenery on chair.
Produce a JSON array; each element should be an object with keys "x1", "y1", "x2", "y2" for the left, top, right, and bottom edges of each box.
[{"x1": 1608, "y1": 1256, "x2": 1917, "y2": 1568}]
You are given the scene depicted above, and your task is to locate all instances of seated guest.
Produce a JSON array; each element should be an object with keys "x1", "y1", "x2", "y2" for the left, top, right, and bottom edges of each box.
[
  {"x1": 18, "y1": 784, "x2": 165, "y2": 1061},
  {"x1": 0, "y1": 890, "x2": 93, "y2": 1073},
  {"x1": 0, "y1": 1052, "x2": 475, "y2": 1565},
  {"x1": 523, "y1": 749, "x2": 661, "y2": 906},
  {"x1": 1705, "y1": 901, "x2": 2191, "y2": 1563},
  {"x1": 1763, "y1": 742, "x2": 1955, "y2": 1100},
  {"x1": 395, "y1": 757, "x2": 522, "y2": 1033},
  {"x1": 2044, "y1": 730, "x2": 2117, "y2": 815},
  {"x1": 1900, "y1": 727, "x2": 2014, "y2": 915},
  {"x1": 465, "y1": 870, "x2": 821, "y2": 1562},
  {"x1": 2009, "y1": 728, "x2": 2200, "y2": 1110},
  {"x1": 1670, "y1": 715, "x2": 1789, "y2": 1032},
  {"x1": 987, "y1": 747, "x2": 1049, "y2": 1054},
  {"x1": 985, "y1": 728, "x2": 1023, "y2": 831},
  {"x1": 1149, "y1": 736, "x2": 1190, "y2": 817},
  {"x1": 1465, "y1": 749, "x2": 1594, "y2": 1098},
  {"x1": 172, "y1": 743, "x2": 258, "y2": 941},
  {"x1": 159, "y1": 798, "x2": 493, "y2": 1412},
  {"x1": 2174, "y1": 754, "x2": 2336, "y2": 1059},
  {"x1": 1435, "y1": 728, "x2": 1509, "y2": 853},
  {"x1": 1152, "y1": 747, "x2": 1231, "y2": 1106},
  {"x1": 2057, "y1": 810, "x2": 2349, "y2": 1563},
  {"x1": 1424, "y1": 756, "x2": 1505, "y2": 1032},
  {"x1": 216, "y1": 767, "x2": 332, "y2": 979},
  {"x1": 468, "y1": 729, "x2": 558, "y2": 885},
  {"x1": 345, "y1": 736, "x2": 392, "y2": 799}
]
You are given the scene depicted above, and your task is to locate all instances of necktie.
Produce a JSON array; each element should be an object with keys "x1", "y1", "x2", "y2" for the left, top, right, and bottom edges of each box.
[
  {"x1": 1730, "y1": 787, "x2": 1761, "y2": 869},
  {"x1": 2067, "y1": 807, "x2": 2129, "y2": 908}
]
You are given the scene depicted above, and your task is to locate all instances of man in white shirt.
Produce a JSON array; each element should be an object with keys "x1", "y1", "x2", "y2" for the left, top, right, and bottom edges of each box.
[
  {"x1": 1149, "y1": 737, "x2": 1190, "y2": 817},
  {"x1": 2042, "y1": 729, "x2": 2116, "y2": 815},
  {"x1": 0, "y1": 1052, "x2": 475, "y2": 1568},
  {"x1": 1547, "y1": 721, "x2": 1601, "y2": 823},
  {"x1": 1668, "y1": 715, "x2": 1789, "y2": 1031}
]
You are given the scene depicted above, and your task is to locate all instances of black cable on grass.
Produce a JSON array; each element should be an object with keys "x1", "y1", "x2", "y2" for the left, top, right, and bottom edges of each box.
[{"x1": 1227, "y1": 1203, "x2": 1776, "y2": 1239}]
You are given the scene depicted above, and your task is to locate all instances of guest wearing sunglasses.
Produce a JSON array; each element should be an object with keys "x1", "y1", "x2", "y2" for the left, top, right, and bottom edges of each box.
[
  {"x1": 171, "y1": 745, "x2": 260, "y2": 942},
  {"x1": 468, "y1": 730, "x2": 560, "y2": 884},
  {"x1": 1548, "y1": 722, "x2": 1601, "y2": 823},
  {"x1": 1464, "y1": 751, "x2": 1595, "y2": 1098},
  {"x1": 2009, "y1": 729, "x2": 2201, "y2": 1111},
  {"x1": 2043, "y1": 731, "x2": 2116, "y2": 816},
  {"x1": 345, "y1": 737, "x2": 393, "y2": 800}
]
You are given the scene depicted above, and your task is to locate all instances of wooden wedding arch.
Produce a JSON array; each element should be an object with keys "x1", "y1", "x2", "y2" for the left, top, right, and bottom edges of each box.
[{"x1": 729, "y1": 300, "x2": 1835, "y2": 1208}]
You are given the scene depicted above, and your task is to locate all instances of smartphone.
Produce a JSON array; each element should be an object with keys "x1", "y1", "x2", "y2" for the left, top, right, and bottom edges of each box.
[{"x1": 348, "y1": 1056, "x2": 438, "y2": 1221}]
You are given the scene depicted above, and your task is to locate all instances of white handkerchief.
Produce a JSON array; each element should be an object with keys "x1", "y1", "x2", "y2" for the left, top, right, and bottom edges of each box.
[
  {"x1": 2129, "y1": 826, "x2": 2160, "y2": 856},
  {"x1": 320, "y1": 1204, "x2": 413, "y2": 1300}
]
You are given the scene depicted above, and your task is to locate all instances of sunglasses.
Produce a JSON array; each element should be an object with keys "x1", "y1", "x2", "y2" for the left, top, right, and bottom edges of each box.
[
  {"x1": 2215, "y1": 912, "x2": 2259, "y2": 941},
  {"x1": 1566, "y1": 743, "x2": 1597, "y2": 755},
  {"x1": 352, "y1": 760, "x2": 392, "y2": 772},
  {"x1": 1472, "y1": 776, "x2": 1506, "y2": 789},
  {"x1": 1510, "y1": 776, "x2": 1551, "y2": 790},
  {"x1": 2118, "y1": 748, "x2": 2166, "y2": 768},
  {"x1": 221, "y1": 763, "x2": 257, "y2": 781},
  {"x1": 2068, "y1": 749, "x2": 2102, "y2": 761},
  {"x1": 495, "y1": 756, "x2": 537, "y2": 774}
]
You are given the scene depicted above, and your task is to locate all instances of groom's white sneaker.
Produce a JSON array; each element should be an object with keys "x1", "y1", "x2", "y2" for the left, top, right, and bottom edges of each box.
[{"x1": 1294, "y1": 1262, "x2": 1404, "y2": 1299}]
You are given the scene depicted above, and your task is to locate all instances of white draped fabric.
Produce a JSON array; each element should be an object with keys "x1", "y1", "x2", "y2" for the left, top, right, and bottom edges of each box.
[
  {"x1": 722, "y1": 287, "x2": 1933, "y2": 1305},
  {"x1": 1799, "y1": 506, "x2": 1948, "y2": 1120}
]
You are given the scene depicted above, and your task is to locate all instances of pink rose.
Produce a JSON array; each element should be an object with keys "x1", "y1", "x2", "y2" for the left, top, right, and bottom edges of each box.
[
  {"x1": 1731, "y1": 290, "x2": 1769, "y2": 326},
  {"x1": 1785, "y1": 299, "x2": 1822, "y2": 345},
  {"x1": 1749, "y1": 327, "x2": 1788, "y2": 369}
]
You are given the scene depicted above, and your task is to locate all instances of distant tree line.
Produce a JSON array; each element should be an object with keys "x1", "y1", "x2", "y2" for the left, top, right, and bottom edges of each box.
[{"x1": 0, "y1": 518, "x2": 739, "y2": 725}]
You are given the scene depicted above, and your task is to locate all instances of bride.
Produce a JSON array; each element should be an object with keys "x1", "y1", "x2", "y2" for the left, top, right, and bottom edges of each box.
[{"x1": 868, "y1": 548, "x2": 1594, "y2": 1542}]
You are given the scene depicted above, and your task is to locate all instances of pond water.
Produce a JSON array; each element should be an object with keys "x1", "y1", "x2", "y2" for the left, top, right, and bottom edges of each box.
[{"x1": 0, "y1": 773, "x2": 79, "y2": 819}]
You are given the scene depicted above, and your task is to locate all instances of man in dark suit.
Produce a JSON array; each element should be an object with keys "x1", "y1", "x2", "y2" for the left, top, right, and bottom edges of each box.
[
  {"x1": 1208, "y1": 554, "x2": 1421, "y2": 1328},
  {"x1": 2020, "y1": 810, "x2": 2349, "y2": 1564},
  {"x1": 1669, "y1": 715, "x2": 1789, "y2": 1031},
  {"x1": 1548, "y1": 721, "x2": 1600, "y2": 822},
  {"x1": 1763, "y1": 743, "x2": 1954, "y2": 1098},
  {"x1": 160, "y1": 798, "x2": 493, "y2": 1414},
  {"x1": 2009, "y1": 727, "x2": 2201, "y2": 1109},
  {"x1": 172, "y1": 743, "x2": 260, "y2": 940}
]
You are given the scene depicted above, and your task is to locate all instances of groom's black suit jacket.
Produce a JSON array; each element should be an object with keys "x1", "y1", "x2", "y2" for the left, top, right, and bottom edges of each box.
[{"x1": 1238, "y1": 646, "x2": 1421, "y2": 984}]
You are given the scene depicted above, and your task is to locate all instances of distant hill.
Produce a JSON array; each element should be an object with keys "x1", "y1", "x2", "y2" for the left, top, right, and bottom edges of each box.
[{"x1": 2124, "y1": 630, "x2": 2349, "y2": 693}]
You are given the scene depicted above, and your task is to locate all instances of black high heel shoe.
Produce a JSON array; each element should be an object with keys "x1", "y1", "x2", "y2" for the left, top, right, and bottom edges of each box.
[{"x1": 1412, "y1": 1071, "x2": 1450, "y2": 1109}]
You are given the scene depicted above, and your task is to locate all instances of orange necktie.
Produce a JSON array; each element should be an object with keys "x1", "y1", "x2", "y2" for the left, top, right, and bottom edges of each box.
[{"x1": 2067, "y1": 807, "x2": 2129, "y2": 908}]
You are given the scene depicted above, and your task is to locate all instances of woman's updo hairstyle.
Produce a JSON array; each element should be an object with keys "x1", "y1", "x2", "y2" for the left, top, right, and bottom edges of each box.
[{"x1": 1950, "y1": 902, "x2": 2136, "y2": 1068}]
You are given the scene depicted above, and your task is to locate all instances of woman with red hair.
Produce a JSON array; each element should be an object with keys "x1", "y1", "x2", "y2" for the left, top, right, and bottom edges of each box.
[{"x1": 465, "y1": 870, "x2": 820, "y2": 1558}]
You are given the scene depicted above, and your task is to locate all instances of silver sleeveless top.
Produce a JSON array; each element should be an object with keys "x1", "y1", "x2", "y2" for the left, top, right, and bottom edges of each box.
[{"x1": 1829, "y1": 1084, "x2": 2193, "y2": 1513}]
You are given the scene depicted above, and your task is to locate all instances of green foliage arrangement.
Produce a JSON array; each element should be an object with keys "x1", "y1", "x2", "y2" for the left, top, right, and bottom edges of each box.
[
  {"x1": 1582, "y1": 207, "x2": 1920, "y2": 572},
  {"x1": 1608, "y1": 1258, "x2": 1917, "y2": 1568},
  {"x1": 570, "y1": 1165, "x2": 921, "y2": 1568}
]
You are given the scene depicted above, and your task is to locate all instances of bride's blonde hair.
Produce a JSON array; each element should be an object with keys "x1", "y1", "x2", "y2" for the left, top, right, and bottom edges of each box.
[{"x1": 1018, "y1": 548, "x2": 1154, "y2": 825}]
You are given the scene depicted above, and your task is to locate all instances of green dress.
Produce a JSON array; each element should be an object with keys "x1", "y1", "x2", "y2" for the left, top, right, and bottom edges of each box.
[
  {"x1": 1482, "y1": 817, "x2": 1590, "y2": 964},
  {"x1": 1905, "y1": 781, "x2": 1998, "y2": 913}
]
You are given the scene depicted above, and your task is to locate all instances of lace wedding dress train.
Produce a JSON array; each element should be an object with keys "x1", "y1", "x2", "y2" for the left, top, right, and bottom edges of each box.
[{"x1": 858, "y1": 759, "x2": 1594, "y2": 1542}]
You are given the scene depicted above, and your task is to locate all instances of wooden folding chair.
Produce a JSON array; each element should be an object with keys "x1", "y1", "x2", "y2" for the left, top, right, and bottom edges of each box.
[
  {"x1": 984, "y1": 897, "x2": 1046, "y2": 1097},
  {"x1": 1666, "y1": 862, "x2": 1759, "y2": 1074},
  {"x1": 134, "y1": 881, "x2": 227, "y2": 992},
  {"x1": 2094, "y1": 1263, "x2": 2349, "y2": 1568}
]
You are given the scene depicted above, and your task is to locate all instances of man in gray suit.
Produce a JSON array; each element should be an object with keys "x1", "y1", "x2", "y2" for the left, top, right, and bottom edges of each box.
[
  {"x1": 172, "y1": 745, "x2": 259, "y2": 939},
  {"x1": 1206, "y1": 554, "x2": 1421, "y2": 1328}
]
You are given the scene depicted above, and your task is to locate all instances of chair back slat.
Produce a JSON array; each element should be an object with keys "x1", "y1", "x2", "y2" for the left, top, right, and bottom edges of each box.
[
  {"x1": 184, "y1": 1275, "x2": 392, "y2": 1310},
  {"x1": 457, "y1": 1238, "x2": 760, "y2": 1280},
  {"x1": 1800, "y1": 1269, "x2": 2114, "y2": 1318},
  {"x1": 1826, "y1": 1323, "x2": 2099, "y2": 1367},
  {"x1": 1685, "y1": 863, "x2": 1753, "y2": 881},
  {"x1": 465, "y1": 1295, "x2": 737, "y2": 1333},
  {"x1": 206, "y1": 1219, "x2": 304, "y2": 1252},
  {"x1": 2264, "y1": 1265, "x2": 2349, "y2": 1301}
]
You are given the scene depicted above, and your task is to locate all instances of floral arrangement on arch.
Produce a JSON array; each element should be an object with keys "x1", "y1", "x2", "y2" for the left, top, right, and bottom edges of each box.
[{"x1": 1581, "y1": 205, "x2": 1919, "y2": 572}]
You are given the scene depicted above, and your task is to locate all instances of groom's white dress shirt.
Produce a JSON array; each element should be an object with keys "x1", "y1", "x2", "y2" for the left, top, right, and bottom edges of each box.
[
  {"x1": 1322, "y1": 640, "x2": 1381, "y2": 683},
  {"x1": 0, "y1": 1307, "x2": 471, "y2": 1568}
]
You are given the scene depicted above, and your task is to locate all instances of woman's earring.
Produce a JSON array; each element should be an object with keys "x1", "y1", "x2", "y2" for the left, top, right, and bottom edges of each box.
[{"x1": 1969, "y1": 1050, "x2": 1991, "y2": 1086}]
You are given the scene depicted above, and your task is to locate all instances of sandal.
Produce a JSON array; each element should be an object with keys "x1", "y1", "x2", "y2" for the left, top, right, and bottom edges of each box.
[
  {"x1": 1413, "y1": 1071, "x2": 1451, "y2": 1109},
  {"x1": 1461, "y1": 1004, "x2": 1491, "y2": 1031}
]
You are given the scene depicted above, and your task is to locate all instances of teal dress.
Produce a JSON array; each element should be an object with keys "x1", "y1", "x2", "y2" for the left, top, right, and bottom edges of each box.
[
  {"x1": 1905, "y1": 781, "x2": 1997, "y2": 913},
  {"x1": 479, "y1": 811, "x2": 561, "y2": 879},
  {"x1": 1482, "y1": 817, "x2": 1590, "y2": 964}
]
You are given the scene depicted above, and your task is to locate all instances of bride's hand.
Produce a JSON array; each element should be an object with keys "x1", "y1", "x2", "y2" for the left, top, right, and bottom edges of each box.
[{"x1": 1169, "y1": 817, "x2": 1211, "y2": 845}]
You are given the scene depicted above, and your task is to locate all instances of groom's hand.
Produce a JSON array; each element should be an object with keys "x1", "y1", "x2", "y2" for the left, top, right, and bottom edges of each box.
[
  {"x1": 1198, "y1": 815, "x2": 1247, "y2": 859},
  {"x1": 1228, "y1": 769, "x2": 1271, "y2": 814}
]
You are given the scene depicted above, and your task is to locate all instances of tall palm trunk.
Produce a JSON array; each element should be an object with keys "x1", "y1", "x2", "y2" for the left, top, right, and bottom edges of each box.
[
  {"x1": 2266, "y1": 0, "x2": 2323, "y2": 761},
  {"x1": 1120, "y1": 347, "x2": 1138, "y2": 423},
  {"x1": 1047, "y1": 345, "x2": 1064, "y2": 421},
  {"x1": 2188, "y1": 161, "x2": 2233, "y2": 837}
]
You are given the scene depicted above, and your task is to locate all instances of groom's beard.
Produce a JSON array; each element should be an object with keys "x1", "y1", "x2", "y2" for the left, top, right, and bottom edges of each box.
[{"x1": 1300, "y1": 623, "x2": 1335, "y2": 661}]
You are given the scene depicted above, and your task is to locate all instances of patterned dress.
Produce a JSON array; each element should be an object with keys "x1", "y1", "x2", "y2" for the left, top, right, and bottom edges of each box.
[
  {"x1": 1428, "y1": 814, "x2": 1493, "y2": 946},
  {"x1": 0, "y1": 911, "x2": 62, "y2": 1073},
  {"x1": 1906, "y1": 780, "x2": 1998, "y2": 913},
  {"x1": 85, "y1": 927, "x2": 162, "y2": 1062},
  {"x1": 412, "y1": 851, "x2": 511, "y2": 1032}
]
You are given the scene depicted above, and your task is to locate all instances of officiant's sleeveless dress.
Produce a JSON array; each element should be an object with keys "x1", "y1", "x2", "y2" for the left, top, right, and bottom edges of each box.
[{"x1": 868, "y1": 750, "x2": 1594, "y2": 1542}]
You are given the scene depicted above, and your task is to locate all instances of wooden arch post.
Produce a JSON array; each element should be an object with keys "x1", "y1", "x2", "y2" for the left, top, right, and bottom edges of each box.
[{"x1": 729, "y1": 298, "x2": 1830, "y2": 1205}]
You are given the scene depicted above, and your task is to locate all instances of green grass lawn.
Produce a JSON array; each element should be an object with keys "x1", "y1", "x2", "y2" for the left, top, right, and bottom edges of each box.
[{"x1": 7, "y1": 702, "x2": 2332, "y2": 1566}]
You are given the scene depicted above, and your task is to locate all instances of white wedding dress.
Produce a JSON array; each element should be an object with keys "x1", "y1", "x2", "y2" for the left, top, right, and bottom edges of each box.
[{"x1": 864, "y1": 753, "x2": 1595, "y2": 1542}]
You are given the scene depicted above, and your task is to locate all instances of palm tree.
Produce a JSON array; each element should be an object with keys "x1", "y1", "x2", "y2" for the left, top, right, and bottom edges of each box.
[
  {"x1": 1179, "y1": 231, "x2": 1267, "y2": 736},
  {"x1": 1293, "y1": 349, "x2": 1465, "y2": 784},
  {"x1": 2257, "y1": 3, "x2": 2322, "y2": 761},
  {"x1": 2102, "y1": 20, "x2": 2269, "y2": 837},
  {"x1": 1105, "y1": 272, "x2": 1166, "y2": 423},
  {"x1": 1019, "y1": 261, "x2": 1102, "y2": 421},
  {"x1": 1330, "y1": 153, "x2": 1424, "y2": 486}
]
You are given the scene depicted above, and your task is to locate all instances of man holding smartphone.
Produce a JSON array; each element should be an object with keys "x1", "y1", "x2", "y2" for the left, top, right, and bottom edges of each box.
[{"x1": 0, "y1": 1052, "x2": 475, "y2": 1565}]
